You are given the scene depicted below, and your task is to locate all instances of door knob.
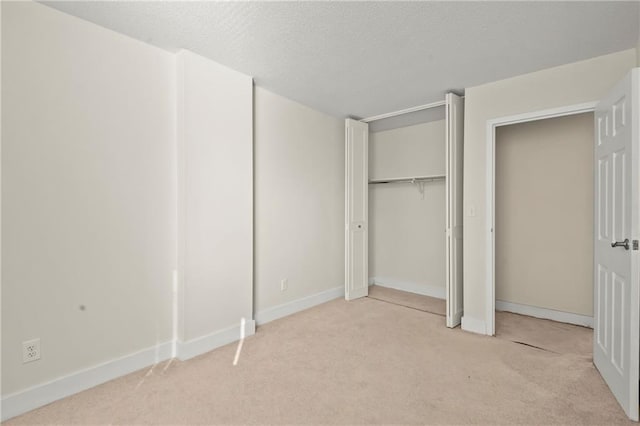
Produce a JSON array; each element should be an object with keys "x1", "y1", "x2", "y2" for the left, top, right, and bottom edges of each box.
[{"x1": 611, "y1": 239, "x2": 630, "y2": 250}]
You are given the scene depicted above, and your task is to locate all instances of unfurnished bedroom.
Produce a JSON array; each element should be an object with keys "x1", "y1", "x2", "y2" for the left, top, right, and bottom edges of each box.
[{"x1": 2, "y1": 1, "x2": 639, "y2": 424}]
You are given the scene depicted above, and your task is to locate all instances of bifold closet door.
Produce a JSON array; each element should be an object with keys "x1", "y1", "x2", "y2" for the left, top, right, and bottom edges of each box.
[
  {"x1": 446, "y1": 93, "x2": 464, "y2": 328},
  {"x1": 345, "y1": 118, "x2": 369, "y2": 300}
]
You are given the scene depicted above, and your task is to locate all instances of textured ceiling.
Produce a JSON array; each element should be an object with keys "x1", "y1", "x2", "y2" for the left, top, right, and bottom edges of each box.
[{"x1": 42, "y1": 1, "x2": 639, "y2": 119}]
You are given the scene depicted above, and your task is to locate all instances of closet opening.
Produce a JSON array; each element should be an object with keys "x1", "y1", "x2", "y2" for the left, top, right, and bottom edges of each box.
[
  {"x1": 345, "y1": 93, "x2": 464, "y2": 328},
  {"x1": 367, "y1": 106, "x2": 448, "y2": 318},
  {"x1": 493, "y1": 111, "x2": 594, "y2": 353}
]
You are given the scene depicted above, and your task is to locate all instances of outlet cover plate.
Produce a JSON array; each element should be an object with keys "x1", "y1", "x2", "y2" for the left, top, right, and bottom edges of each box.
[{"x1": 23, "y1": 338, "x2": 41, "y2": 363}]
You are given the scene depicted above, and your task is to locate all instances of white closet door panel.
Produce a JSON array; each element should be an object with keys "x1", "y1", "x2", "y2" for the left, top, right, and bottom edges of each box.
[
  {"x1": 345, "y1": 119, "x2": 369, "y2": 300},
  {"x1": 593, "y1": 69, "x2": 639, "y2": 421},
  {"x1": 446, "y1": 93, "x2": 464, "y2": 328}
]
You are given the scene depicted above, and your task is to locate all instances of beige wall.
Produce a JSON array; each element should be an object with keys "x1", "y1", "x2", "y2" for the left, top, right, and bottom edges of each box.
[
  {"x1": 369, "y1": 121, "x2": 446, "y2": 296},
  {"x1": 176, "y1": 50, "x2": 253, "y2": 346},
  {"x1": 2, "y1": 1, "x2": 175, "y2": 394},
  {"x1": 637, "y1": 5, "x2": 640, "y2": 67},
  {"x1": 1, "y1": 0, "x2": 348, "y2": 415},
  {"x1": 463, "y1": 48, "x2": 635, "y2": 332},
  {"x1": 495, "y1": 113, "x2": 594, "y2": 316},
  {"x1": 254, "y1": 87, "x2": 344, "y2": 314},
  {"x1": 369, "y1": 121, "x2": 445, "y2": 180}
]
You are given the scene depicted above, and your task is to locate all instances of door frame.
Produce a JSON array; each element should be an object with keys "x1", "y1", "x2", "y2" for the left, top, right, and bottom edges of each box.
[{"x1": 484, "y1": 101, "x2": 597, "y2": 336}]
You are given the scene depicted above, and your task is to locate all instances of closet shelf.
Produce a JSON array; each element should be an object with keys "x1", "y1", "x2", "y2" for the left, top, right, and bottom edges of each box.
[{"x1": 368, "y1": 174, "x2": 445, "y2": 185}]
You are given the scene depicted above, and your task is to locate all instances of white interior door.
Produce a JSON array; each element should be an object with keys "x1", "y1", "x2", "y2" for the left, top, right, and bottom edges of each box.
[
  {"x1": 446, "y1": 93, "x2": 464, "y2": 328},
  {"x1": 593, "y1": 69, "x2": 639, "y2": 421},
  {"x1": 345, "y1": 118, "x2": 369, "y2": 300}
]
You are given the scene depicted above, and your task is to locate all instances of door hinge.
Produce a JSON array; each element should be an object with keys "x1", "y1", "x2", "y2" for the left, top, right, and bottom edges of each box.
[{"x1": 633, "y1": 240, "x2": 639, "y2": 250}]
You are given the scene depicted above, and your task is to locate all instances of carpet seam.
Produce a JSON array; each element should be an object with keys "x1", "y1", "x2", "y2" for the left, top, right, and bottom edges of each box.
[{"x1": 365, "y1": 295, "x2": 446, "y2": 317}]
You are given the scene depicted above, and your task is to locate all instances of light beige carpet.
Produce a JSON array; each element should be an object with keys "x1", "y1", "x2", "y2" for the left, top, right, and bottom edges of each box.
[
  {"x1": 496, "y1": 310, "x2": 592, "y2": 357},
  {"x1": 5, "y1": 297, "x2": 633, "y2": 425},
  {"x1": 367, "y1": 285, "x2": 446, "y2": 317}
]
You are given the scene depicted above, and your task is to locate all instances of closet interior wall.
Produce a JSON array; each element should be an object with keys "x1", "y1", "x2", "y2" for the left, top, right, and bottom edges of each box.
[
  {"x1": 495, "y1": 112, "x2": 594, "y2": 321},
  {"x1": 368, "y1": 111, "x2": 447, "y2": 299}
]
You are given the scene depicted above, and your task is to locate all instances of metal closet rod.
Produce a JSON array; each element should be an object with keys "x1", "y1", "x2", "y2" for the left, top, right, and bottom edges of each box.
[
  {"x1": 368, "y1": 175, "x2": 445, "y2": 185},
  {"x1": 360, "y1": 100, "x2": 446, "y2": 123}
]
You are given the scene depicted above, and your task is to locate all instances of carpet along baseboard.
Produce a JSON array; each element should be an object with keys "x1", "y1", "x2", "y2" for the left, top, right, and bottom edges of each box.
[
  {"x1": 177, "y1": 319, "x2": 256, "y2": 361},
  {"x1": 369, "y1": 277, "x2": 446, "y2": 300},
  {"x1": 461, "y1": 316, "x2": 488, "y2": 335},
  {"x1": 255, "y1": 286, "x2": 344, "y2": 326},
  {"x1": 1, "y1": 341, "x2": 173, "y2": 422},
  {"x1": 496, "y1": 300, "x2": 594, "y2": 328},
  {"x1": 2, "y1": 319, "x2": 259, "y2": 421}
]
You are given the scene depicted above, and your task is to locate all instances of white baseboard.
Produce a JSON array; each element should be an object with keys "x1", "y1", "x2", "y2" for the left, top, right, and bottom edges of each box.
[
  {"x1": 496, "y1": 300, "x2": 594, "y2": 328},
  {"x1": 1, "y1": 341, "x2": 173, "y2": 422},
  {"x1": 177, "y1": 319, "x2": 256, "y2": 361},
  {"x1": 370, "y1": 277, "x2": 445, "y2": 300},
  {"x1": 2, "y1": 318, "x2": 260, "y2": 421},
  {"x1": 255, "y1": 286, "x2": 344, "y2": 326},
  {"x1": 462, "y1": 316, "x2": 488, "y2": 335}
]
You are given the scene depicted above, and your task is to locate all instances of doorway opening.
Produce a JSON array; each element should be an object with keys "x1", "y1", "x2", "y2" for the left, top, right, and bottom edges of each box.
[
  {"x1": 493, "y1": 112, "x2": 594, "y2": 354},
  {"x1": 483, "y1": 101, "x2": 597, "y2": 336}
]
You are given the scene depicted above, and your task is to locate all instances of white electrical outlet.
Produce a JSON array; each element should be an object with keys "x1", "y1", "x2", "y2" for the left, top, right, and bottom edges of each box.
[
  {"x1": 23, "y1": 338, "x2": 41, "y2": 363},
  {"x1": 280, "y1": 278, "x2": 288, "y2": 291}
]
